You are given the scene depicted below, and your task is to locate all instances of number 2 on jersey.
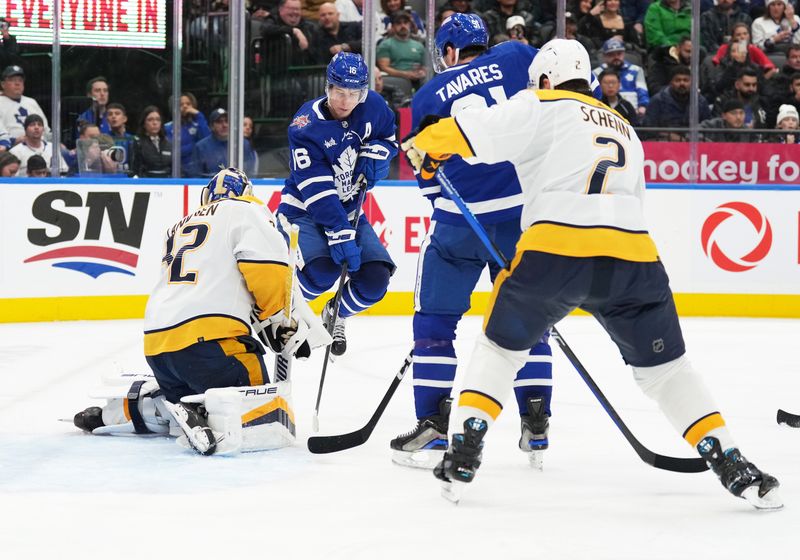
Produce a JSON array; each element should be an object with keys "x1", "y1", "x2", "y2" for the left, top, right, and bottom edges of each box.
[
  {"x1": 587, "y1": 136, "x2": 626, "y2": 195},
  {"x1": 162, "y1": 223, "x2": 209, "y2": 283}
]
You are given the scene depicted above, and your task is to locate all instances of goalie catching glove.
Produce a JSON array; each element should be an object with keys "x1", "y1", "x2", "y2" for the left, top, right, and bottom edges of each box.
[
  {"x1": 400, "y1": 114, "x2": 453, "y2": 181},
  {"x1": 251, "y1": 285, "x2": 332, "y2": 359}
]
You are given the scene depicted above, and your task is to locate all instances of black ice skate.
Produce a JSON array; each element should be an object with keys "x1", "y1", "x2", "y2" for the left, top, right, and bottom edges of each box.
[
  {"x1": 697, "y1": 436, "x2": 782, "y2": 510},
  {"x1": 390, "y1": 398, "x2": 451, "y2": 469},
  {"x1": 434, "y1": 417, "x2": 488, "y2": 503},
  {"x1": 519, "y1": 396, "x2": 549, "y2": 470},
  {"x1": 73, "y1": 406, "x2": 105, "y2": 433},
  {"x1": 321, "y1": 299, "x2": 347, "y2": 357},
  {"x1": 167, "y1": 402, "x2": 217, "y2": 456}
]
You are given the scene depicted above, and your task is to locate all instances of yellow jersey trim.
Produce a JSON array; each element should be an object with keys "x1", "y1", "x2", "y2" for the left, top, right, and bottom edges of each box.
[
  {"x1": 238, "y1": 261, "x2": 288, "y2": 319},
  {"x1": 518, "y1": 223, "x2": 659, "y2": 262},
  {"x1": 459, "y1": 390, "x2": 503, "y2": 420},
  {"x1": 144, "y1": 315, "x2": 250, "y2": 356},
  {"x1": 535, "y1": 89, "x2": 628, "y2": 123},
  {"x1": 683, "y1": 412, "x2": 726, "y2": 447}
]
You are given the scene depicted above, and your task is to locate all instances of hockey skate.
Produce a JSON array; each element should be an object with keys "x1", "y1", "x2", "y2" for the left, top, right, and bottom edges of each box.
[
  {"x1": 166, "y1": 402, "x2": 217, "y2": 456},
  {"x1": 519, "y1": 397, "x2": 549, "y2": 471},
  {"x1": 73, "y1": 406, "x2": 105, "y2": 433},
  {"x1": 697, "y1": 436, "x2": 782, "y2": 510},
  {"x1": 390, "y1": 398, "x2": 451, "y2": 469},
  {"x1": 434, "y1": 417, "x2": 488, "y2": 504},
  {"x1": 321, "y1": 299, "x2": 347, "y2": 357}
]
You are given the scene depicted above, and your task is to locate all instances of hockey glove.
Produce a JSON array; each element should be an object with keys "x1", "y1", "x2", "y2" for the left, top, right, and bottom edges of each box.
[
  {"x1": 400, "y1": 133, "x2": 451, "y2": 182},
  {"x1": 252, "y1": 293, "x2": 333, "y2": 360},
  {"x1": 355, "y1": 143, "x2": 392, "y2": 188},
  {"x1": 326, "y1": 225, "x2": 362, "y2": 272}
]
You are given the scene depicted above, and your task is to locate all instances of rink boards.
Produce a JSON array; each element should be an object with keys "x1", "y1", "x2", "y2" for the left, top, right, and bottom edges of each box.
[{"x1": 1, "y1": 179, "x2": 799, "y2": 322}]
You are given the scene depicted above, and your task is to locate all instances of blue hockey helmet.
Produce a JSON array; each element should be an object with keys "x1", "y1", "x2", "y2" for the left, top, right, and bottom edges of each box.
[
  {"x1": 326, "y1": 52, "x2": 369, "y2": 104},
  {"x1": 201, "y1": 167, "x2": 253, "y2": 205},
  {"x1": 433, "y1": 13, "x2": 488, "y2": 73}
]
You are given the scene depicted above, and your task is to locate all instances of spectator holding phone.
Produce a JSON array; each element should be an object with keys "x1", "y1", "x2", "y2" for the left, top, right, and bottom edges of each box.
[{"x1": 752, "y1": 0, "x2": 800, "y2": 52}]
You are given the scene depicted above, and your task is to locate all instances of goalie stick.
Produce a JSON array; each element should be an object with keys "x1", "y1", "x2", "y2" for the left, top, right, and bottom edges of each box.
[
  {"x1": 777, "y1": 409, "x2": 800, "y2": 428},
  {"x1": 312, "y1": 181, "x2": 369, "y2": 433},
  {"x1": 308, "y1": 349, "x2": 413, "y2": 453},
  {"x1": 434, "y1": 169, "x2": 708, "y2": 474},
  {"x1": 274, "y1": 223, "x2": 300, "y2": 383}
]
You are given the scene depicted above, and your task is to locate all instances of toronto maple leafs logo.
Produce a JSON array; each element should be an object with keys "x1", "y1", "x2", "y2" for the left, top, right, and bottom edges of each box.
[
  {"x1": 332, "y1": 145, "x2": 358, "y2": 201},
  {"x1": 290, "y1": 114, "x2": 311, "y2": 128},
  {"x1": 324, "y1": 137, "x2": 337, "y2": 148}
]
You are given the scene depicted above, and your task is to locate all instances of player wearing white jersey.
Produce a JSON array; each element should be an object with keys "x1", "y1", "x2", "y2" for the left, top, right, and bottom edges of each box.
[
  {"x1": 73, "y1": 168, "x2": 330, "y2": 455},
  {"x1": 405, "y1": 39, "x2": 782, "y2": 510}
]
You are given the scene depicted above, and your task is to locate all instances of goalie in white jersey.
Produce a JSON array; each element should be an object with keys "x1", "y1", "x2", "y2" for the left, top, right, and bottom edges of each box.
[
  {"x1": 405, "y1": 39, "x2": 782, "y2": 509},
  {"x1": 73, "y1": 168, "x2": 330, "y2": 455}
]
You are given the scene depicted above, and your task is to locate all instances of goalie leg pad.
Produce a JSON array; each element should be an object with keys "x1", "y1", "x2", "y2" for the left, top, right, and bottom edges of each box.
[{"x1": 81, "y1": 378, "x2": 174, "y2": 436}]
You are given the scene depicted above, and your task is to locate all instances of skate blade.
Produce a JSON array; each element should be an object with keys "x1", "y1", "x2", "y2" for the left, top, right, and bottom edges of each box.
[
  {"x1": 528, "y1": 450, "x2": 544, "y2": 471},
  {"x1": 440, "y1": 479, "x2": 468, "y2": 504},
  {"x1": 741, "y1": 486, "x2": 784, "y2": 511},
  {"x1": 392, "y1": 449, "x2": 445, "y2": 470}
]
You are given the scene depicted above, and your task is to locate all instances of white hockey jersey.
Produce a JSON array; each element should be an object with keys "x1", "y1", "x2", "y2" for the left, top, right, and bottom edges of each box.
[
  {"x1": 0, "y1": 94, "x2": 50, "y2": 142},
  {"x1": 144, "y1": 196, "x2": 289, "y2": 356},
  {"x1": 416, "y1": 88, "x2": 658, "y2": 263}
]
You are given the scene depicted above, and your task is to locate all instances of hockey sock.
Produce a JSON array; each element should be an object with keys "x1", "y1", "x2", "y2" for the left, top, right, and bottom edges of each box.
[
  {"x1": 633, "y1": 354, "x2": 735, "y2": 451},
  {"x1": 412, "y1": 338, "x2": 457, "y2": 418},
  {"x1": 512, "y1": 339, "x2": 553, "y2": 416},
  {"x1": 453, "y1": 333, "x2": 528, "y2": 433},
  {"x1": 338, "y1": 262, "x2": 391, "y2": 318}
]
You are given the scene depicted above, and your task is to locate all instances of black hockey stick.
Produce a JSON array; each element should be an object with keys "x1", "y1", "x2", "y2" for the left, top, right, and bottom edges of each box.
[
  {"x1": 308, "y1": 349, "x2": 413, "y2": 453},
  {"x1": 312, "y1": 183, "x2": 369, "y2": 432},
  {"x1": 777, "y1": 409, "x2": 800, "y2": 428},
  {"x1": 435, "y1": 169, "x2": 708, "y2": 474}
]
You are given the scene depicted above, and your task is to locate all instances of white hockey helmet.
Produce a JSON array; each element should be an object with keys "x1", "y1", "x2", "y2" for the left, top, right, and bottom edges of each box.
[{"x1": 528, "y1": 38, "x2": 591, "y2": 90}]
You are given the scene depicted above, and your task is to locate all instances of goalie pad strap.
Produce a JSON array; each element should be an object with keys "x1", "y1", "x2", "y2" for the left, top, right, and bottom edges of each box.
[{"x1": 126, "y1": 380, "x2": 154, "y2": 434}]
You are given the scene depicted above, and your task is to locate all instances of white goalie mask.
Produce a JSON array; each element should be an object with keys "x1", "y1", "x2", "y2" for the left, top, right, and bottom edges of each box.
[{"x1": 528, "y1": 38, "x2": 591, "y2": 90}]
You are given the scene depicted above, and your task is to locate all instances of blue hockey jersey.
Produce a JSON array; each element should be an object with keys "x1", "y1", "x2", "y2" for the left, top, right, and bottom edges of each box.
[
  {"x1": 279, "y1": 91, "x2": 397, "y2": 231},
  {"x1": 411, "y1": 41, "x2": 537, "y2": 226}
]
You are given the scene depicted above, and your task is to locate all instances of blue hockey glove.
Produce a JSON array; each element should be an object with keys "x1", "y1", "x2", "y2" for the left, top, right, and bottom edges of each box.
[
  {"x1": 326, "y1": 226, "x2": 362, "y2": 272},
  {"x1": 355, "y1": 143, "x2": 392, "y2": 188}
]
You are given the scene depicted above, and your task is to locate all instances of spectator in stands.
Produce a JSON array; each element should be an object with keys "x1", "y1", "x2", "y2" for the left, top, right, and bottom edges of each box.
[
  {"x1": 189, "y1": 108, "x2": 256, "y2": 178},
  {"x1": 0, "y1": 18, "x2": 20, "y2": 70},
  {"x1": 700, "y1": 98, "x2": 750, "y2": 141},
  {"x1": 436, "y1": 4, "x2": 458, "y2": 31},
  {"x1": 258, "y1": 0, "x2": 316, "y2": 65},
  {"x1": 378, "y1": 0, "x2": 426, "y2": 40},
  {"x1": 620, "y1": 0, "x2": 651, "y2": 37},
  {"x1": 0, "y1": 150, "x2": 19, "y2": 176},
  {"x1": 77, "y1": 134, "x2": 125, "y2": 176},
  {"x1": 0, "y1": 65, "x2": 49, "y2": 148},
  {"x1": 449, "y1": 0, "x2": 479, "y2": 16},
  {"x1": 643, "y1": 65, "x2": 712, "y2": 140},
  {"x1": 752, "y1": 0, "x2": 800, "y2": 52},
  {"x1": 243, "y1": 115, "x2": 260, "y2": 174},
  {"x1": 506, "y1": 15, "x2": 533, "y2": 45},
  {"x1": 593, "y1": 38, "x2": 649, "y2": 117},
  {"x1": 715, "y1": 67, "x2": 768, "y2": 128},
  {"x1": 336, "y1": 0, "x2": 363, "y2": 22},
  {"x1": 164, "y1": 92, "x2": 211, "y2": 175},
  {"x1": 482, "y1": 0, "x2": 537, "y2": 42},
  {"x1": 578, "y1": 0, "x2": 639, "y2": 49},
  {"x1": 303, "y1": 0, "x2": 327, "y2": 20},
  {"x1": 106, "y1": 103, "x2": 135, "y2": 174},
  {"x1": 772, "y1": 102, "x2": 800, "y2": 141},
  {"x1": 313, "y1": 2, "x2": 362, "y2": 63},
  {"x1": 132, "y1": 106, "x2": 172, "y2": 178},
  {"x1": 599, "y1": 69, "x2": 639, "y2": 123},
  {"x1": 545, "y1": 11, "x2": 595, "y2": 51},
  {"x1": 377, "y1": 11, "x2": 427, "y2": 90},
  {"x1": 711, "y1": 22, "x2": 777, "y2": 96},
  {"x1": 10, "y1": 114, "x2": 67, "y2": 176},
  {"x1": 63, "y1": 121, "x2": 99, "y2": 175},
  {"x1": 77, "y1": 76, "x2": 111, "y2": 136},
  {"x1": 701, "y1": 0, "x2": 753, "y2": 54},
  {"x1": 648, "y1": 35, "x2": 692, "y2": 93},
  {"x1": 644, "y1": 0, "x2": 692, "y2": 50},
  {"x1": 26, "y1": 154, "x2": 49, "y2": 177}
]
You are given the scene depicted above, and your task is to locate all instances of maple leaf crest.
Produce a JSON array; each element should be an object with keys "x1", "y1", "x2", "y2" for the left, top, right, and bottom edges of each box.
[{"x1": 332, "y1": 145, "x2": 358, "y2": 201}]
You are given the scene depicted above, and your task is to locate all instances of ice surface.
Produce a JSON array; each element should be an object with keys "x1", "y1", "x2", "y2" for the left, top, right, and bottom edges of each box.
[{"x1": 0, "y1": 316, "x2": 797, "y2": 558}]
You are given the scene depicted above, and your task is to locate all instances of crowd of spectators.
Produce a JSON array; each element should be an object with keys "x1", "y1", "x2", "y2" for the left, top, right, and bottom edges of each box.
[{"x1": 0, "y1": 0, "x2": 798, "y2": 179}]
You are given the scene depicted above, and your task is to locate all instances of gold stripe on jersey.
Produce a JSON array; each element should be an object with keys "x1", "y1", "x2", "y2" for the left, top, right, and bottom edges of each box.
[
  {"x1": 238, "y1": 261, "x2": 288, "y2": 319},
  {"x1": 535, "y1": 89, "x2": 628, "y2": 122},
  {"x1": 683, "y1": 412, "x2": 726, "y2": 447},
  {"x1": 241, "y1": 396, "x2": 296, "y2": 436},
  {"x1": 218, "y1": 338, "x2": 265, "y2": 386},
  {"x1": 459, "y1": 390, "x2": 503, "y2": 420},
  {"x1": 144, "y1": 315, "x2": 251, "y2": 356},
  {"x1": 414, "y1": 116, "x2": 475, "y2": 159},
  {"x1": 517, "y1": 222, "x2": 659, "y2": 262}
]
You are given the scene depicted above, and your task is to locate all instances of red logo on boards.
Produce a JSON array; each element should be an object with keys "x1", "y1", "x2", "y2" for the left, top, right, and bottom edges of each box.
[{"x1": 700, "y1": 202, "x2": 772, "y2": 272}]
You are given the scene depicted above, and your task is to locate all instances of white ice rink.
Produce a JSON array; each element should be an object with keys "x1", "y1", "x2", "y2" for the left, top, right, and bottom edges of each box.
[{"x1": 0, "y1": 315, "x2": 797, "y2": 559}]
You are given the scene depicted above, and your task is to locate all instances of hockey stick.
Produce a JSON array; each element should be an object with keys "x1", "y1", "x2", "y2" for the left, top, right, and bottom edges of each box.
[
  {"x1": 312, "y1": 183, "x2": 369, "y2": 433},
  {"x1": 274, "y1": 223, "x2": 300, "y2": 383},
  {"x1": 777, "y1": 409, "x2": 800, "y2": 428},
  {"x1": 435, "y1": 169, "x2": 708, "y2": 474},
  {"x1": 308, "y1": 349, "x2": 413, "y2": 453}
]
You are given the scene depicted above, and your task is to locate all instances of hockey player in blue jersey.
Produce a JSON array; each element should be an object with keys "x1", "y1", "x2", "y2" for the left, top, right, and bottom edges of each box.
[
  {"x1": 390, "y1": 14, "x2": 554, "y2": 470},
  {"x1": 277, "y1": 53, "x2": 398, "y2": 356}
]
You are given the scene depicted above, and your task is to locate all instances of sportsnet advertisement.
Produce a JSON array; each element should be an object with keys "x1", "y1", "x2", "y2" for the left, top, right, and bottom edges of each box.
[{"x1": 1, "y1": 181, "x2": 798, "y2": 321}]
